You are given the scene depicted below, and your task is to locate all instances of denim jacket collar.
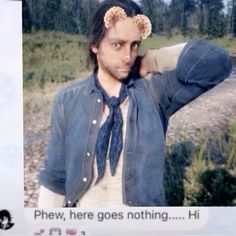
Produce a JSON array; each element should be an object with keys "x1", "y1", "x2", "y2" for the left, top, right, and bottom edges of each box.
[{"x1": 84, "y1": 70, "x2": 139, "y2": 95}]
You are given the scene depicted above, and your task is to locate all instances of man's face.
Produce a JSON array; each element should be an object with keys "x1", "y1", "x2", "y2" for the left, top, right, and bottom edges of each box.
[{"x1": 91, "y1": 17, "x2": 142, "y2": 81}]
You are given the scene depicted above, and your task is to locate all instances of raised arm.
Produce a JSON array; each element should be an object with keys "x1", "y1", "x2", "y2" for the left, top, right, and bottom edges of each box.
[
  {"x1": 143, "y1": 40, "x2": 232, "y2": 133},
  {"x1": 140, "y1": 42, "x2": 187, "y2": 76}
]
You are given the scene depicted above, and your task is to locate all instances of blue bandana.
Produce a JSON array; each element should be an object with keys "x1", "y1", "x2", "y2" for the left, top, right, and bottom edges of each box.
[{"x1": 95, "y1": 78, "x2": 128, "y2": 184}]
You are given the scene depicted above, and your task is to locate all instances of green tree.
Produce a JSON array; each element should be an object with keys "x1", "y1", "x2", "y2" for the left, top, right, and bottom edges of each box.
[
  {"x1": 22, "y1": 0, "x2": 32, "y2": 33},
  {"x1": 163, "y1": 6, "x2": 172, "y2": 37},
  {"x1": 169, "y1": 0, "x2": 196, "y2": 36},
  {"x1": 78, "y1": 0, "x2": 99, "y2": 35},
  {"x1": 42, "y1": 0, "x2": 62, "y2": 31},
  {"x1": 197, "y1": 0, "x2": 206, "y2": 34},
  {"x1": 140, "y1": 0, "x2": 167, "y2": 34},
  {"x1": 28, "y1": 0, "x2": 45, "y2": 31},
  {"x1": 60, "y1": 0, "x2": 82, "y2": 33},
  {"x1": 207, "y1": 0, "x2": 225, "y2": 37},
  {"x1": 232, "y1": 0, "x2": 236, "y2": 36},
  {"x1": 197, "y1": 0, "x2": 226, "y2": 37}
]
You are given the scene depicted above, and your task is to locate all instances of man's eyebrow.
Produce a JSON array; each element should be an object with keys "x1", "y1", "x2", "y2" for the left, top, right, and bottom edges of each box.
[
  {"x1": 108, "y1": 38, "x2": 126, "y2": 43},
  {"x1": 132, "y1": 40, "x2": 141, "y2": 44},
  {"x1": 108, "y1": 38, "x2": 141, "y2": 44}
]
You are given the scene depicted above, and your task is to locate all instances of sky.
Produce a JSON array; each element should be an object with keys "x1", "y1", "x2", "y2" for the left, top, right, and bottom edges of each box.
[{"x1": 135, "y1": 0, "x2": 230, "y2": 9}]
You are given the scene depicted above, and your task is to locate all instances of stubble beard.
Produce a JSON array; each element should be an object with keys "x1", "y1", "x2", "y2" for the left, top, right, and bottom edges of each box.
[{"x1": 100, "y1": 62, "x2": 131, "y2": 82}]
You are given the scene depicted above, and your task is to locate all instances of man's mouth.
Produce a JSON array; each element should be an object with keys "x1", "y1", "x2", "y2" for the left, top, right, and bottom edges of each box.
[{"x1": 119, "y1": 67, "x2": 131, "y2": 72}]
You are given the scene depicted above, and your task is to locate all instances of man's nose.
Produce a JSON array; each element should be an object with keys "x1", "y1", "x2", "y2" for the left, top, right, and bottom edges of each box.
[{"x1": 122, "y1": 47, "x2": 132, "y2": 63}]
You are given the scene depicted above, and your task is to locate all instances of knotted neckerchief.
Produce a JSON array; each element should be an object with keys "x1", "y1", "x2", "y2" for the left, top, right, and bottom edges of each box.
[{"x1": 95, "y1": 78, "x2": 128, "y2": 184}]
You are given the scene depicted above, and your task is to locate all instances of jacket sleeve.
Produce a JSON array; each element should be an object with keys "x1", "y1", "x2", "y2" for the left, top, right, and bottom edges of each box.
[
  {"x1": 148, "y1": 39, "x2": 232, "y2": 129},
  {"x1": 39, "y1": 92, "x2": 66, "y2": 195}
]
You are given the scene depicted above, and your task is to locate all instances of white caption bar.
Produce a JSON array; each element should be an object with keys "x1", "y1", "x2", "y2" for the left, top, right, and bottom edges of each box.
[{"x1": 25, "y1": 207, "x2": 208, "y2": 232}]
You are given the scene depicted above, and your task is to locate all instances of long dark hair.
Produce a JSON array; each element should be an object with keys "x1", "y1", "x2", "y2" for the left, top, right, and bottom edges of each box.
[{"x1": 88, "y1": 0, "x2": 142, "y2": 68}]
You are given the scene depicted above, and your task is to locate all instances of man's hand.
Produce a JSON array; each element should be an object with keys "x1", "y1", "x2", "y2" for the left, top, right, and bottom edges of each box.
[
  {"x1": 139, "y1": 50, "x2": 159, "y2": 77},
  {"x1": 139, "y1": 43, "x2": 187, "y2": 77}
]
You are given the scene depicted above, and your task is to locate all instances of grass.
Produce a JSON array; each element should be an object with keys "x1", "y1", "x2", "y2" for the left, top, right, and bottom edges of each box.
[
  {"x1": 23, "y1": 82, "x2": 63, "y2": 124},
  {"x1": 214, "y1": 37, "x2": 236, "y2": 54},
  {"x1": 23, "y1": 31, "x2": 89, "y2": 90},
  {"x1": 23, "y1": 31, "x2": 236, "y2": 90},
  {"x1": 139, "y1": 34, "x2": 191, "y2": 53},
  {"x1": 23, "y1": 32, "x2": 191, "y2": 89}
]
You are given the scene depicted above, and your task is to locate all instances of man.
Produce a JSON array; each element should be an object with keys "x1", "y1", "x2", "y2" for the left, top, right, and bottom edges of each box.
[
  {"x1": 0, "y1": 210, "x2": 14, "y2": 230},
  {"x1": 38, "y1": 0, "x2": 232, "y2": 207}
]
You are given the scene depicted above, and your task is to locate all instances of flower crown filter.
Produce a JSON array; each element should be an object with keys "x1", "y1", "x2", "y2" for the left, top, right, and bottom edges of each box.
[{"x1": 104, "y1": 6, "x2": 152, "y2": 39}]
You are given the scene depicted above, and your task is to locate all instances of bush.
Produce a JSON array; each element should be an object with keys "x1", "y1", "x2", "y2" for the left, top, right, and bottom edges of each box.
[{"x1": 165, "y1": 121, "x2": 236, "y2": 206}]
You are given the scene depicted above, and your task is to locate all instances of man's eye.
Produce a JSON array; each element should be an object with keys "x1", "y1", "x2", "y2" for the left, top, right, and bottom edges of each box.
[
  {"x1": 131, "y1": 43, "x2": 139, "y2": 50},
  {"x1": 112, "y1": 43, "x2": 122, "y2": 49}
]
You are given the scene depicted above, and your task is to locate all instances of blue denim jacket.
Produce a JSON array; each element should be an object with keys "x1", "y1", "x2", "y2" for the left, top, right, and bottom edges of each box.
[{"x1": 39, "y1": 40, "x2": 232, "y2": 206}]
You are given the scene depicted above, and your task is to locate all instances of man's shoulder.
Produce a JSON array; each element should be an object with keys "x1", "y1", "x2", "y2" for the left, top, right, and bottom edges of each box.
[
  {"x1": 56, "y1": 74, "x2": 93, "y2": 102},
  {"x1": 132, "y1": 74, "x2": 162, "y2": 90},
  {"x1": 60, "y1": 74, "x2": 92, "y2": 94}
]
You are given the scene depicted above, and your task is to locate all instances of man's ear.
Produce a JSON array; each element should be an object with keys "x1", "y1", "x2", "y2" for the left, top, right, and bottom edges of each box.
[{"x1": 91, "y1": 44, "x2": 98, "y2": 54}]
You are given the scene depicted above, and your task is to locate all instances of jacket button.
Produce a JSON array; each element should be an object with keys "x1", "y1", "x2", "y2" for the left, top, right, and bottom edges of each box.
[
  {"x1": 92, "y1": 119, "x2": 97, "y2": 125},
  {"x1": 83, "y1": 177, "x2": 87, "y2": 182},
  {"x1": 86, "y1": 152, "x2": 91, "y2": 157},
  {"x1": 65, "y1": 200, "x2": 77, "y2": 207},
  {"x1": 97, "y1": 98, "x2": 101, "y2": 103}
]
